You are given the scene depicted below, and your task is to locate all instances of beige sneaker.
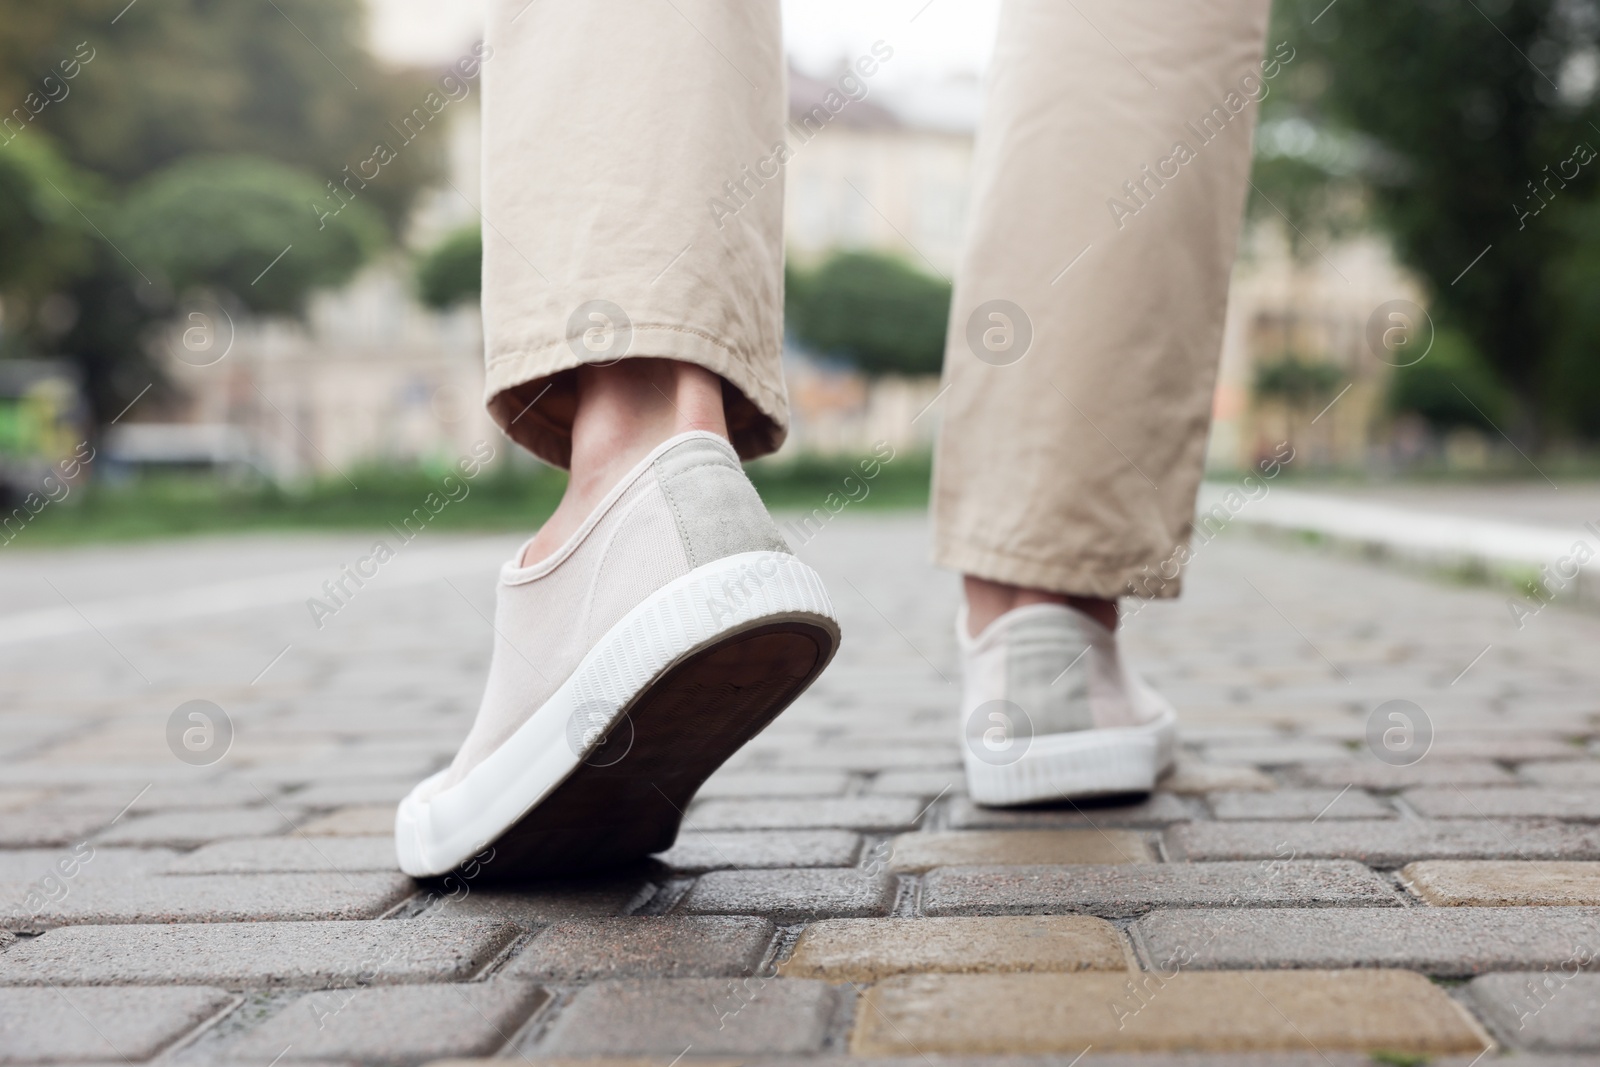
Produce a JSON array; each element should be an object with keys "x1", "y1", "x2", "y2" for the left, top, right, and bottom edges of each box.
[
  {"x1": 958, "y1": 603, "x2": 1175, "y2": 805},
  {"x1": 396, "y1": 431, "x2": 840, "y2": 878}
]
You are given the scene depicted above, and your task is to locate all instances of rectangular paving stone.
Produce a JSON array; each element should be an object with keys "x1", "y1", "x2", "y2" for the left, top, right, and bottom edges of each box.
[
  {"x1": 242, "y1": 753, "x2": 441, "y2": 785},
  {"x1": 431, "y1": 1051, "x2": 1421, "y2": 1067},
  {"x1": 284, "y1": 779, "x2": 418, "y2": 807},
  {"x1": 222, "y1": 981, "x2": 547, "y2": 1062},
  {"x1": 684, "y1": 797, "x2": 926, "y2": 832},
  {"x1": 1167, "y1": 819, "x2": 1600, "y2": 866},
  {"x1": 0, "y1": 845, "x2": 177, "y2": 883},
  {"x1": 1132, "y1": 906, "x2": 1600, "y2": 976},
  {"x1": 850, "y1": 971, "x2": 1489, "y2": 1055},
  {"x1": 692, "y1": 770, "x2": 851, "y2": 798},
  {"x1": 76, "y1": 779, "x2": 283, "y2": 811},
  {"x1": 1208, "y1": 788, "x2": 1392, "y2": 820},
  {"x1": 1158, "y1": 760, "x2": 1277, "y2": 795},
  {"x1": 0, "y1": 918, "x2": 519, "y2": 986},
  {"x1": 1406, "y1": 787, "x2": 1600, "y2": 820},
  {"x1": 94, "y1": 808, "x2": 289, "y2": 848},
  {"x1": 1519, "y1": 760, "x2": 1600, "y2": 786},
  {"x1": 1403, "y1": 860, "x2": 1600, "y2": 906},
  {"x1": 0, "y1": 872, "x2": 413, "y2": 929},
  {"x1": 1471, "y1": 972, "x2": 1600, "y2": 1050},
  {"x1": 0, "y1": 985, "x2": 235, "y2": 1062},
  {"x1": 1427, "y1": 736, "x2": 1588, "y2": 762},
  {"x1": 1201, "y1": 739, "x2": 1353, "y2": 765},
  {"x1": 0, "y1": 764, "x2": 200, "y2": 789},
  {"x1": 922, "y1": 860, "x2": 1397, "y2": 917},
  {"x1": 947, "y1": 794, "x2": 1195, "y2": 830},
  {"x1": 886, "y1": 829, "x2": 1154, "y2": 873},
  {"x1": 681, "y1": 868, "x2": 895, "y2": 921},
  {"x1": 734, "y1": 743, "x2": 960, "y2": 772},
  {"x1": 652, "y1": 829, "x2": 862, "y2": 872},
  {"x1": 1293, "y1": 759, "x2": 1517, "y2": 790},
  {"x1": 0, "y1": 808, "x2": 111, "y2": 848},
  {"x1": 160, "y1": 835, "x2": 399, "y2": 874},
  {"x1": 296, "y1": 804, "x2": 396, "y2": 836},
  {"x1": 534, "y1": 977, "x2": 838, "y2": 1056},
  {"x1": 1181, "y1": 725, "x2": 1305, "y2": 742},
  {"x1": 866, "y1": 769, "x2": 966, "y2": 796},
  {"x1": 506, "y1": 916, "x2": 774, "y2": 980},
  {"x1": 780, "y1": 915, "x2": 1128, "y2": 981},
  {"x1": 0, "y1": 787, "x2": 47, "y2": 813},
  {"x1": 424, "y1": 878, "x2": 652, "y2": 928}
]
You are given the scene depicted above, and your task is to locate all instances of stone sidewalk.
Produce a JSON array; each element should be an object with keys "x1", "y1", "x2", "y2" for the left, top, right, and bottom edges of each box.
[{"x1": 2, "y1": 513, "x2": 1599, "y2": 1064}]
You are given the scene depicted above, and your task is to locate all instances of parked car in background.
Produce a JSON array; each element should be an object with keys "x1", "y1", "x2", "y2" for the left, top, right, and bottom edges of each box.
[{"x1": 0, "y1": 360, "x2": 88, "y2": 507}]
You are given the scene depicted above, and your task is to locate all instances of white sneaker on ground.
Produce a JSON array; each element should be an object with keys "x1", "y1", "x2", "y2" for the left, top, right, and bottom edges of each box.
[
  {"x1": 396, "y1": 431, "x2": 840, "y2": 878},
  {"x1": 958, "y1": 602, "x2": 1175, "y2": 805}
]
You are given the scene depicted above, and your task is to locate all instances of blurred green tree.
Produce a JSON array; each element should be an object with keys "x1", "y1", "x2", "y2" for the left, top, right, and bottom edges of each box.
[
  {"x1": 786, "y1": 251, "x2": 951, "y2": 376},
  {"x1": 416, "y1": 225, "x2": 482, "y2": 309},
  {"x1": 121, "y1": 155, "x2": 386, "y2": 315},
  {"x1": 1253, "y1": 353, "x2": 1346, "y2": 406},
  {"x1": 47, "y1": 247, "x2": 172, "y2": 430},
  {"x1": 0, "y1": 0, "x2": 442, "y2": 231},
  {"x1": 0, "y1": 138, "x2": 161, "y2": 426},
  {"x1": 1544, "y1": 197, "x2": 1600, "y2": 437},
  {"x1": 1389, "y1": 329, "x2": 1511, "y2": 432},
  {"x1": 0, "y1": 0, "x2": 452, "y2": 428},
  {"x1": 1274, "y1": 0, "x2": 1600, "y2": 443},
  {"x1": 0, "y1": 136, "x2": 96, "y2": 298}
]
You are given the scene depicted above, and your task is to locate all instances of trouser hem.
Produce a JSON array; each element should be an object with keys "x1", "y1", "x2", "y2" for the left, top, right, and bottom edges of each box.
[
  {"x1": 932, "y1": 535, "x2": 1185, "y2": 600},
  {"x1": 484, "y1": 326, "x2": 788, "y2": 469}
]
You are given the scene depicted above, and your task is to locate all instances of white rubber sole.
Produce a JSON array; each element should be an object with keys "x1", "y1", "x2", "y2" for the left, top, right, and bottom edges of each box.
[
  {"x1": 395, "y1": 550, "x2": 838, "y2": 878},
  {"x1": 963, "y1": 704, "x2": 1177, "y2": 806}
]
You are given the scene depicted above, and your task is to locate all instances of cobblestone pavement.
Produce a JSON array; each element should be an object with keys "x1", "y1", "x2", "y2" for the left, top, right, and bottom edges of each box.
[{"x1": 3, "y1": 513, "x2": 1600, "y2": 1064}]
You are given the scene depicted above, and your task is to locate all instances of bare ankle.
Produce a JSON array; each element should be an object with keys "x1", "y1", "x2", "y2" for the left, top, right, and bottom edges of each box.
[
  {"x1": 522, "y1": 359, "x2": 729, "y2": 565},
  {"x1": 963, "y1": 575, "x2": 1118, "y2": 636},
  {"x1": 568, "y1": 359, "x2": 727, "y2": 486}
]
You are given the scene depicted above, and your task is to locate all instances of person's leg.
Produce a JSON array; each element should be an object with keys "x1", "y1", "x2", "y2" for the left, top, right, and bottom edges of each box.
[
  {"x1": 936, "y1": 0, "x2": 1273, "y2": 616},
  {"x1": 938, "y1": 0, "x2": 1272, "y2": 804},
  {"x1": 519, "y1": 359, "x2": 727, "y2": 564},
  {"x1": 397, "y1": 0, "x2": 842, "y2": 879},
  {"x1": 480, "y1": 0, "x2": 791, "y2": 472},
  {"x1": 485, "y1": 0, "x2": 788, "y2": 558},
  {"x1": 964, "y1": 576, "x2": 1117, "y2": 633}
]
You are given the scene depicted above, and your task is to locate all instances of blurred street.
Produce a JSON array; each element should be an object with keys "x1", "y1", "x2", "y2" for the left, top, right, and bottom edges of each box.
[{"x1": 2, "y1": 512, "x2": 1598, "y2": 1060}]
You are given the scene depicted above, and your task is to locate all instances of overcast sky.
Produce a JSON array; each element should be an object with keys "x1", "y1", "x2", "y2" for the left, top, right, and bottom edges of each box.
[{"x1": 364, "y1": 0, "x2": 1002, "y2": 82}]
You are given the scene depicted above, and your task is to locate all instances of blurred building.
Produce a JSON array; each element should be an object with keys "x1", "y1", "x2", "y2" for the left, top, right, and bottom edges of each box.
[
  {"x1": 136, "y1": 273, "x2": 496, "y2": 484},
  {"x1": 1208, "y1": 225, "x2": 1424, "y2": 474},
  {"x1": 135, "y1": 53, "x2": 1420, "y2": 479},
  {"x1": 115, "y1": 86, "x2": 496, "y2": 484},
  {"x1": 784, "y1": 65, "x2": 979, "y2": 274},
  {"x1": 778, "y1": 64, "x2": 977, "y2": 456}
]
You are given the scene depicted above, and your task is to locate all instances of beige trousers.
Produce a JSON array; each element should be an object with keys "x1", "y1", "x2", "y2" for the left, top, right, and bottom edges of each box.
[{"x1": 482, "y1": 0, "x2": 1272, "y2": 599}]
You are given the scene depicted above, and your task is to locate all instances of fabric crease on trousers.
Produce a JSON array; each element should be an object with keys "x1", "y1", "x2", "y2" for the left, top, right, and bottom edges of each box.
[{"x1": 481, "y1": 0, "x2": 1272, "y2": 600}]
